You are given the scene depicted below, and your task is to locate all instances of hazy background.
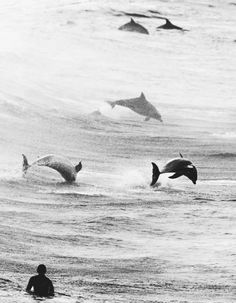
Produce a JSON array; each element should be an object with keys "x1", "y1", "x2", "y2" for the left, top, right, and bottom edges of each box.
[{"x1": 0, "y1": 0, "x2": 235, "y2": 302}]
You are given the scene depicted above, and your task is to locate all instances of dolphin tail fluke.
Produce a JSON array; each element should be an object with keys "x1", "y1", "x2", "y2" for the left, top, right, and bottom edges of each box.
[
  {"x1": 150, "y1": 162, "x2": 160, "y2": 186},
  {"x1": 75, "y1": 161, "x2": 82, "y2": 173},
  {"x1": 106, "y1": 101, "x2": 116, "y2": 109},
  {"x1": 22, "y1": 154, "x2": 30, "y2": 176}
]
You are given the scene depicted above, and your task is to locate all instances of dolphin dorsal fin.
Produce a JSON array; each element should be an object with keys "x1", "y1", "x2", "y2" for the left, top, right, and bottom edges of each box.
[
  {"x1": 130, "y1": 18, "x2": 135, "y2": 24},
  {"x1": 165, "y1": 18, "x2": 172, "y2": 25},
  {"x1": 140, "y1": 92, "x2": 146, "y2": 99}
]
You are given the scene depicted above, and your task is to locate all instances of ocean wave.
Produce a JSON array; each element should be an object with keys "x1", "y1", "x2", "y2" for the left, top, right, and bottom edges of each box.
[
  {"x1": 49, "y1": 191, "x2": 106, "y2": 198},
  {"x1": 193, "y1": 197, "x2": 215, "y2": 202},
  {"x1": 0, "y1": 98, "x2": 29, "y2": 119},
  {"x1": 208, "y1": 152, "x2": 236, "y2": 158},
  {"x1": 212, "y1": 132, "x2": 236, "y2": 139},
  {"x1": 110, "y1": 9, "x2": 162, "y2": 19},
  {"x1": 0, "y1": 167, "x2": 23, "y2": 184},
  {"x1": 200, "y1": 179, "x2": 236, "y2": 185}
]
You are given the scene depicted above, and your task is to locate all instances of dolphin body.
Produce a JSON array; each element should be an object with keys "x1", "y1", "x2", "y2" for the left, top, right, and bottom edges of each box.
[
  {"x1": 22, "y1": 154, "x2": 82, "y2": 183},
  {"x1": 119, "y1": 18, "x2": 149, "y2": 35},
  {"x1": 151, "y1": 153, "x2": 197, "y2": 186},
  {"x1": 157, "y1": 18, "x2": 186, "y2": 31},
  {"x1": 107, "y1": 92, "x2": 162, "y2": 122}
]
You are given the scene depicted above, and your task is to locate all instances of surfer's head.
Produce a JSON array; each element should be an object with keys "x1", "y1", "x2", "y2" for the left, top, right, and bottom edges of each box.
[{"x1": 37, "y1": 264, "x2": 47, "y2": 275}]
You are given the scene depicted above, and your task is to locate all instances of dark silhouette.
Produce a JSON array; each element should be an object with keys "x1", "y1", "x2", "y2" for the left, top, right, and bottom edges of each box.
[
  {"x1": 157, "y1": 18, "x2": 187, "y2": 31},
  {"x1": 119, "y1": 18, "x2": 149, "y2": 35},
  {"x1": 26, "y1": 264, "x2": 54, "y2": 297},
  {"x1": 151, "y1": 153, "x2": 197, "y2": 186}
]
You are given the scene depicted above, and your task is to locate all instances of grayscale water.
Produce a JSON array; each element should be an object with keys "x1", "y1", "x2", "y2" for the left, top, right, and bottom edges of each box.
[{"x1": 0, "y1": 0, "x2": 235, "y2": 302}]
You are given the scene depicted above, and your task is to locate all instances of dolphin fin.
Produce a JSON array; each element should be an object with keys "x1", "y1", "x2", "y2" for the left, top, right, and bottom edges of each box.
[
  {"x1": 75, "y1": 162, "x2": 82, "y2": 173},
  {"x1": 165, "y1": 18, "x2": 171, "y2": 25},
  {"x1": 130, "y1": 18, "x2": 135, "y2": 24},
  {"x1": 106, "y1": 101, "x2": 116, "y2": 109},
  {"x1": 22, "y1": 154, "x2": 30, "y2": 176},
  {"x1": 169, "y1": 172, "x2": 182, "y2": 179},
  {"x1": 179, "y1": 152, "x2": 183, "y2": 158},
  {"x1": 150, "y1": 162, "x2": 160, "y2": 186},
  {"x1": 140, "y1": 92, "x2": 146, "y2": 99},
  {"x1": 144, "y1": 116, "x2": 150, "y2": 121}
]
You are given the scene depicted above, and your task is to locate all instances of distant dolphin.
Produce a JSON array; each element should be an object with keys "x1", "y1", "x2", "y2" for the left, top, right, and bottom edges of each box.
[
  {"x1": 90, "y1": 110, "x2": 103, "y2": 117},
  {"x1": 89, "y1": 110, "x2": 109, "y2": 120},
  {"x1": 22, "y1": 154, "x2": 82, "y2": 183},
  {"x1": 151, "y1": 153, "x2": 197, "y2": 186},
  {"x1": 107, "y1": 92, "x2": 162, "y2": 122},
  {"x1": 157, "y1": 18, "x2": 186, "y2": 31},
  {"x1": 119, "y1": 18, "x2": 149, "y2": 35}
]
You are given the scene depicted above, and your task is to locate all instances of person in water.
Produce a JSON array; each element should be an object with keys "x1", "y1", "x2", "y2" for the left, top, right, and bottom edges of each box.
[{"x1": 26, "y1": 264, "x2": 54, "y2": 297}]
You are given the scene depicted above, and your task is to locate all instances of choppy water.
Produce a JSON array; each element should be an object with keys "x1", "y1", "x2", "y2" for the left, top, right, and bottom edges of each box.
[{"x1": 0, "y1": 0, "x2": 236, "y2": 302}]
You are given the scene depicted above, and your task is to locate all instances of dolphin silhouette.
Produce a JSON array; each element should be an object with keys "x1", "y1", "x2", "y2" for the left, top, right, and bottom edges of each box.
[
  {"x1": 157, "y1": 18, "x2": 187, "y2": 31},
  {"x1": 22, "y1": 154, "x2": 82, "y2": 183},
  {"x1": 151, "y1": 153, "x2": 197, "y2": 186},
  {"x1": 119, "y1": 18, "x2": 149, "y2": 35},
  {"x1": 107, "y1": 92, "x2": 162, "y2": 122}
]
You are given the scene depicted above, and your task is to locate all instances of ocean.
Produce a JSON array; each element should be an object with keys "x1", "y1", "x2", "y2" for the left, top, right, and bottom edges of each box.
[{"x1": 0, "y1": 0, "x2": 235, "y2": 302}]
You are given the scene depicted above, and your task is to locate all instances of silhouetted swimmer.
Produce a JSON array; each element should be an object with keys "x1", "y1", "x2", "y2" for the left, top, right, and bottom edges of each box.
[
  {"x1": 119, "y1": 18, "x2": 149, "y2": 35},
  {"x1": 157, "y1": 18, "x2": 187, "y2": 31},
  {"x1": 26, "y1": 264, "x2": 54, "y2": 297}
]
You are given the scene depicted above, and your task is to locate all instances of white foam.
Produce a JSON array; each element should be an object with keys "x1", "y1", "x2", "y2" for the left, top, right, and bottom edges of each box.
[
  {"x1": 212, "y1": 132, "x2": 236, "y2": 139},
  {"x1": 113, "y1": 168, "x2": 148, "y2": 189}
]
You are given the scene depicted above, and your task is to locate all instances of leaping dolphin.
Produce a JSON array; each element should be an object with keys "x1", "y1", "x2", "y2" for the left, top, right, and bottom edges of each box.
[
  {"x1": 106, "y1": 92, "x2": 162, "y2": 122},
  {"x1": 119, "y1": 18, "x2": 149, "y2": 35},
  {"x1": 157, "y1": 18, "x2": 187, "y2": 31},
  {"x1": 22, "y1": 154, "x2": 82, "y2": 183},
  {"x1": 151, "y1": 153, "x2": 197, "y2": 186}
]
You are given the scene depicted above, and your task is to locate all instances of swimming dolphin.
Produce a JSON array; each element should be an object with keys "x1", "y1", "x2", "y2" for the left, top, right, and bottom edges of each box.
[
  {"x1": 119, "y1": 18, "x2": 149, "y2": 35},
  {"x1": 22, "y1": 154, "x2": 82, "y2": 183},
  {"x1": 157, "y1": 18, "x2": 186, "y2": 31},
  {"x1": 106, "y1": 92, "x2": 162, "y2": 122},
  {"x1": 151, "y1": 153, "x2": 197, "y2": 186}
]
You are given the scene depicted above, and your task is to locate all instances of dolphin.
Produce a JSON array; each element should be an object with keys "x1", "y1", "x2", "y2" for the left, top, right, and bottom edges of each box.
[
  {"x1": 157, "y1": 18, "x2": 186, "y2": 31},
  {"x1": 22, "y1": 154, "x2": 82, "y2": 183},
  {"x1": 106, "y1": 92, "x2": 162, "y2": 122},
  {"x1": 150, "y1": 153, "x2": 197, "y2": 186},
  {"x1": 119, "y1": 18, "x2": 149, "y2": 35}
]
